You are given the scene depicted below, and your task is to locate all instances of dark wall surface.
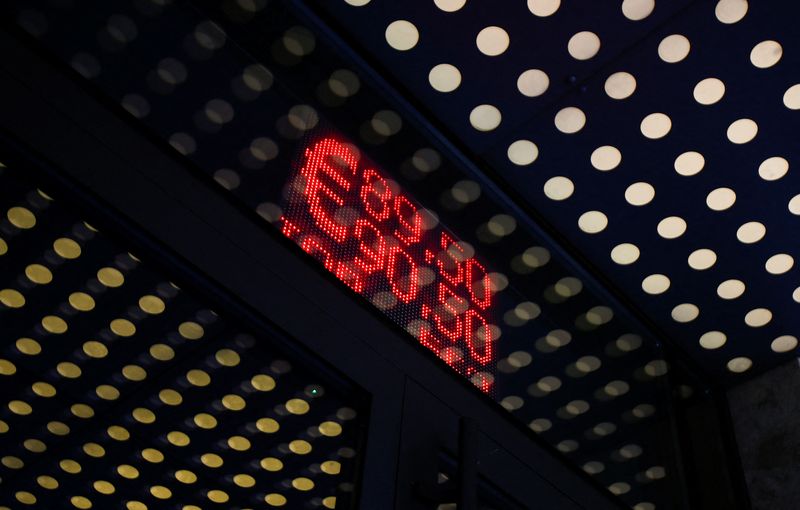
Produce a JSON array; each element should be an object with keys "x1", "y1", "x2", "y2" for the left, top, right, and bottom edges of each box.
[{"x1": 729, "y1": 360, "x2": 800, "y2": 509}]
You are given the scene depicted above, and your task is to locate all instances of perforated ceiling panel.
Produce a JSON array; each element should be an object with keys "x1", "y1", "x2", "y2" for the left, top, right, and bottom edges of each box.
[{"x1": 316, "y1": 0, "x2": 800, "y2": 383}]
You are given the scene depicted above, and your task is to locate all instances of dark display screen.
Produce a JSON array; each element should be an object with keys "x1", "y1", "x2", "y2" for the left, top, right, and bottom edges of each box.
[{"x1": 282, "y1": 136, "x2": 495, "y2": 392}]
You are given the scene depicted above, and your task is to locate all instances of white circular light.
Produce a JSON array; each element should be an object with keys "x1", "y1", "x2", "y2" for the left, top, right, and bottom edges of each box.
[
  {"x1": 642, "y1": 274, "x2": 670, "y2": 295},
  {"x1": 758, "y1": 157, "x2": 789, "y2": 181},
  {"x1": 699, "y1": 331, "x2": 726, "y2": 349},
  {"x1": 766, "y1": 254, "x2": 794, "y2": 275},
  {"x1": 640, "y1": 113, "x2": 672, "y2": 139},
  {"x1": 672, "y1": 303, "x2": 699, "y2": 323},
  {"x1": 744, "y1": 308, "x2": 772, "y2": 327},
  {"x1": 658, "y1": 34, "x2": 690, "y2": 63},
  {"x1": 469, "y1": 104, "x2": 501, "y2": 131},
  {"x1": 657, "y1": 216, "x2": 686, "y2": 239},
  {"x1": 736, "y1": 222, "x2": 766, "y2": 244},
  {"x1": 528, "y1": 0, "x2": 560, "y2": 16},
  {"x1": 715, "y1": 0, "x2": 748, "y2": 24},
  {"x1": 345, "y1": 0, "x2": 371, "y2": 5},
  {"x1": 507, "y1": 140, "x2": 539, "y2": 166},
  {"x1": 568, "y1": 31, "x2": 601, "y2": 60},
  {"x1": 578, "y1": 211, "x2": 608, "y2": 234},
  {"x1": 428, "y1": 64, "x2": 462, "y2": 92},
  {"x1": 605, "y1": 72, "x2": 637, "y2": 99},
  {"x1": 750, "y1": 40, "x2": 783, "y2": 69},
  {"x1": 625, "y1": 182, "x2": 655, "y2": 206},
  {"x1": 674, "y1": 151, "x2": 705, "y2": 176},
  {"x1": 727, "y1": 357, "x2": 752, "y2": 373},
  {"x1": 727, "y1": 118, "x2": 758, "y2": 144},
  {"x1": 385, "y1": 20, "x2": 419, "y2": 51},
  {"x1": 622, "y1": 0, "x2": 655, "y2": 20},
  {"x1": 693, "y1": 78, "x2": 725, "y2": 105},
  {"x1": 591, "y1": 146, "x2": 622, "y2": 171},
  {"x1": 434, "y1": 0, "x2": 467, "y2": 12},
  {"x1": 706, "y1": 188, "x2": 736, "y2": 211},
  {"x1": 784, "y1": 84, "x2": 800, "y2": 110},
  {"x1": 476, "y1": 26, "x2": 509, "y2": 56},
  {"x1": 789, "y1": 195, "x2": 800, "y2": 215},
  {"x1": 771, "y1": 335, "x2": 798, "y2": 353},
  {"x1": 611, "y1": 243, "x2": 640, "y2": 265},
  {"x1": 517, "y1": 69, "x2": 549, "y2": 97},
  {"x1": 688, "y1": 248, "x2": 717, "y2": 270},
  {"x1": 543, "y1": 176, "x2": 574, "y2": 201},
  {"x1": 717, "y1": 279, "x2": 745, "y2": 299},
  {"x1": 554, "y1": 107, "x2": 586, "y2": 134}
]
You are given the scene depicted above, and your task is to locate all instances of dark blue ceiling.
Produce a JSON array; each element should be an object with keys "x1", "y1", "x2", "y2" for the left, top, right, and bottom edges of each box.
[{"x1": 315, "y1": 0, "x2": 800, "y2": 383}]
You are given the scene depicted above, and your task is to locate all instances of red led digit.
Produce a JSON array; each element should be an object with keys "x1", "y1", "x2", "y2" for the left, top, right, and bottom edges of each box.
[
  {"x1": 360, "y1": 168, "x2": 393, "y2": 222},
  {"x1": 432, "y1": 282, "x2": 464, "y2": 342},
  {"x1": 464, "y1": 308, "x2": 493, "y2": 365},
  {"x1": 465, "y1": 259, "x2": 492, "y2": 310},
  {"x1": 437, "y1": 232, "x2": 464, "y2": 286},
  {"x1": 335, "y1": 260, "x2": 364, "y2": 293},
  {"x1": 299, "y1": 235, "x2": 336, "y2": 272},
  {"x1": 393, "y1": 195, "x2": 423, "y2": 246},
  {"x1": 280, "y1": 216, "x2": 301, "y2": 240},
  {"x1": 353, "y1": 218, "x2": 386, "y2": 274},
  {"x1": 300, "y1": 138, "x2": 359, "y2": 243},
  {"x1": 386, "y1": 246, "x2": 419, "y2": 303}
]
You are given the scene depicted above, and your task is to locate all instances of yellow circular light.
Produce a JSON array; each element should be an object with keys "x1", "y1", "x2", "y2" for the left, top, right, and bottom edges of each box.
[
  {"x1": 3, "y1": 456, "x2": 24, "y2": 469},
  {"x1": 132, "y1": 407, "x2": 156, "y2": 424},
  {"x1": 58, "y1": 361, "x2": 81, "y2": 378},
  {"x1": 32, "y1": 381, "x2": 56, "y2": 397},
  {"x1": 26, "y1": 264, "x2": 53, "y2": 284},
  {"x1": 9, "y1": 400, "x2": 32, "y2": 415},
  {"x1": 16, "y1": 338, "x2": 42, "y2": 355},
  {"x1": 69, "y1": 292, "x2": 95, "y2": 311},
  {"x1": 83, "y1": 341, "x2": 108, "y2": 358},
  {"x1": 321, "y1": 460, "x2": 341, "y2": 475},
  {"x1": 96, "y1": 385, "x2": 120, "y2": 400},
  {"x1": 60, "y1": 458, "x2": 82, "y2": 473},
  {"x1": 0, "y1": 237, "x2": 7, "y2": 255},
  {"x1": 142, "y1": 448, "x2": 164, "y2": 463},
  {"x1": 149, "y1": 344, "x2": 175, "y2": 361},
  {"x1": 0, "y1": 419, "x2": 8, "y2": 433},
  {"x1": 150, "y1": 486, "x2": 172, "y2": 499},
  {"x1": 110, "y1": 319, "x2": 136, "y2": 337},
  {"x1": 54, "y1": 238, "x2": 81, "y2": 259},
  {"x1": 215, "y1": 349, "x2": 240, "y2": 367},
  {"x1": 71, "y1": 403, "x2": 94, "y2": 418},
  {"x1": 159, "y1": 389, "x2": 182, "y2": 406},
  {"x1": 122, "y1": 365, "x2": 147, "y2": 381},
  {"x1": 265, "y1": 493, "x2": 287, "y2": 506},
  {"x1": 37, "y1": 475, "x2": 59, "y2": 489},
  {"x1": 42, "y1": 315, "x2": 68, "y2": 334},
  {"x1": 322, "y1": 496, "x2": 337, "y2": 509},
  {"x1": 227, "y1": 436, "x2": 251, "y2": 451},
  {"x1": 0, "y1": 288, "x2": 25, "y2": 308},
  {"x1": 234, "y1": 474, "x2": 256, "y2": 487},
  {"x1": 15, "y1": 491, "x2": 36, "y2": 504},
  {"x1": 24, "y1": 438, "x2": 46, "y2": 452},
  {"x1": 286, "y1": 398, "x2": 309, "y2": 415},
  {"x1": 257, "y1": 417, "x2": 280, "y2": 433},
  {"x1": 289, "y1": 439, "x2": 312, "y2": 455},
  {"x1": 71, "y1": 496, "x2": 92, "y2": 509},
  {"x1": 126, "y1": 502, "x2": 147, "y2": 510},
  {"x1": 138, "y1": 295, "x2": 165, "y2": 314},
  {"x1": 93, "y1": 480, "x2": 115, "y2": 495},
  {"x1": 47, "y1": 421, "x2": 70, "y2": 436},
  {"x1": 117, "y1": 464, "x2": 139, "y2": 479},
  {"x1": 175, "y1": 469, "x2": 197, "y2": 484},
  {"x1": 222, "y1": 394, "x2": 246, "y2": 411},
  {"x1": 251, "y1": 374, "x2": 276, "y2": 391},
  {"x1": 193, "y1": 413, "x2": 217, "y2": 429},
  {"x1": 178, "y1": 321, "x2": 204, "y2": 340},
  {"x1": 186, "y1": 369, "x2": 210, "y2": 386},
  {"x1": 318, "y1": 421, "x2": 343, "y2": 437},
  {"x1": 97, "y1": 267, "x2": 124, "y2": 288},
  {"x1": 83, "y1": 443, "x2": 105, "y2": 457},
  {"x1": 0, "y1": 359, "x2": 16, "y2": 375},
  {"x1": 201, "y1": 453, "x2": 223, "y2": 468},
  {"x1": 167, "y1": 431, "x2": 190, "y2": 447},
  {"x1": 107, "y1": 425, "x2": 130, "y2": 441},
  {"x1": 7, "y1": 207, "x2": 36, "y2": 229},
  {"x1": 207, "y1": 490, "x2": 229, "y2": 503},
  {"x1": 261, "y1": 457, "x2": 283, "y2": 471},
  {"x1": 292, "y1": 477, "x2": 314, "y2": 491}
]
